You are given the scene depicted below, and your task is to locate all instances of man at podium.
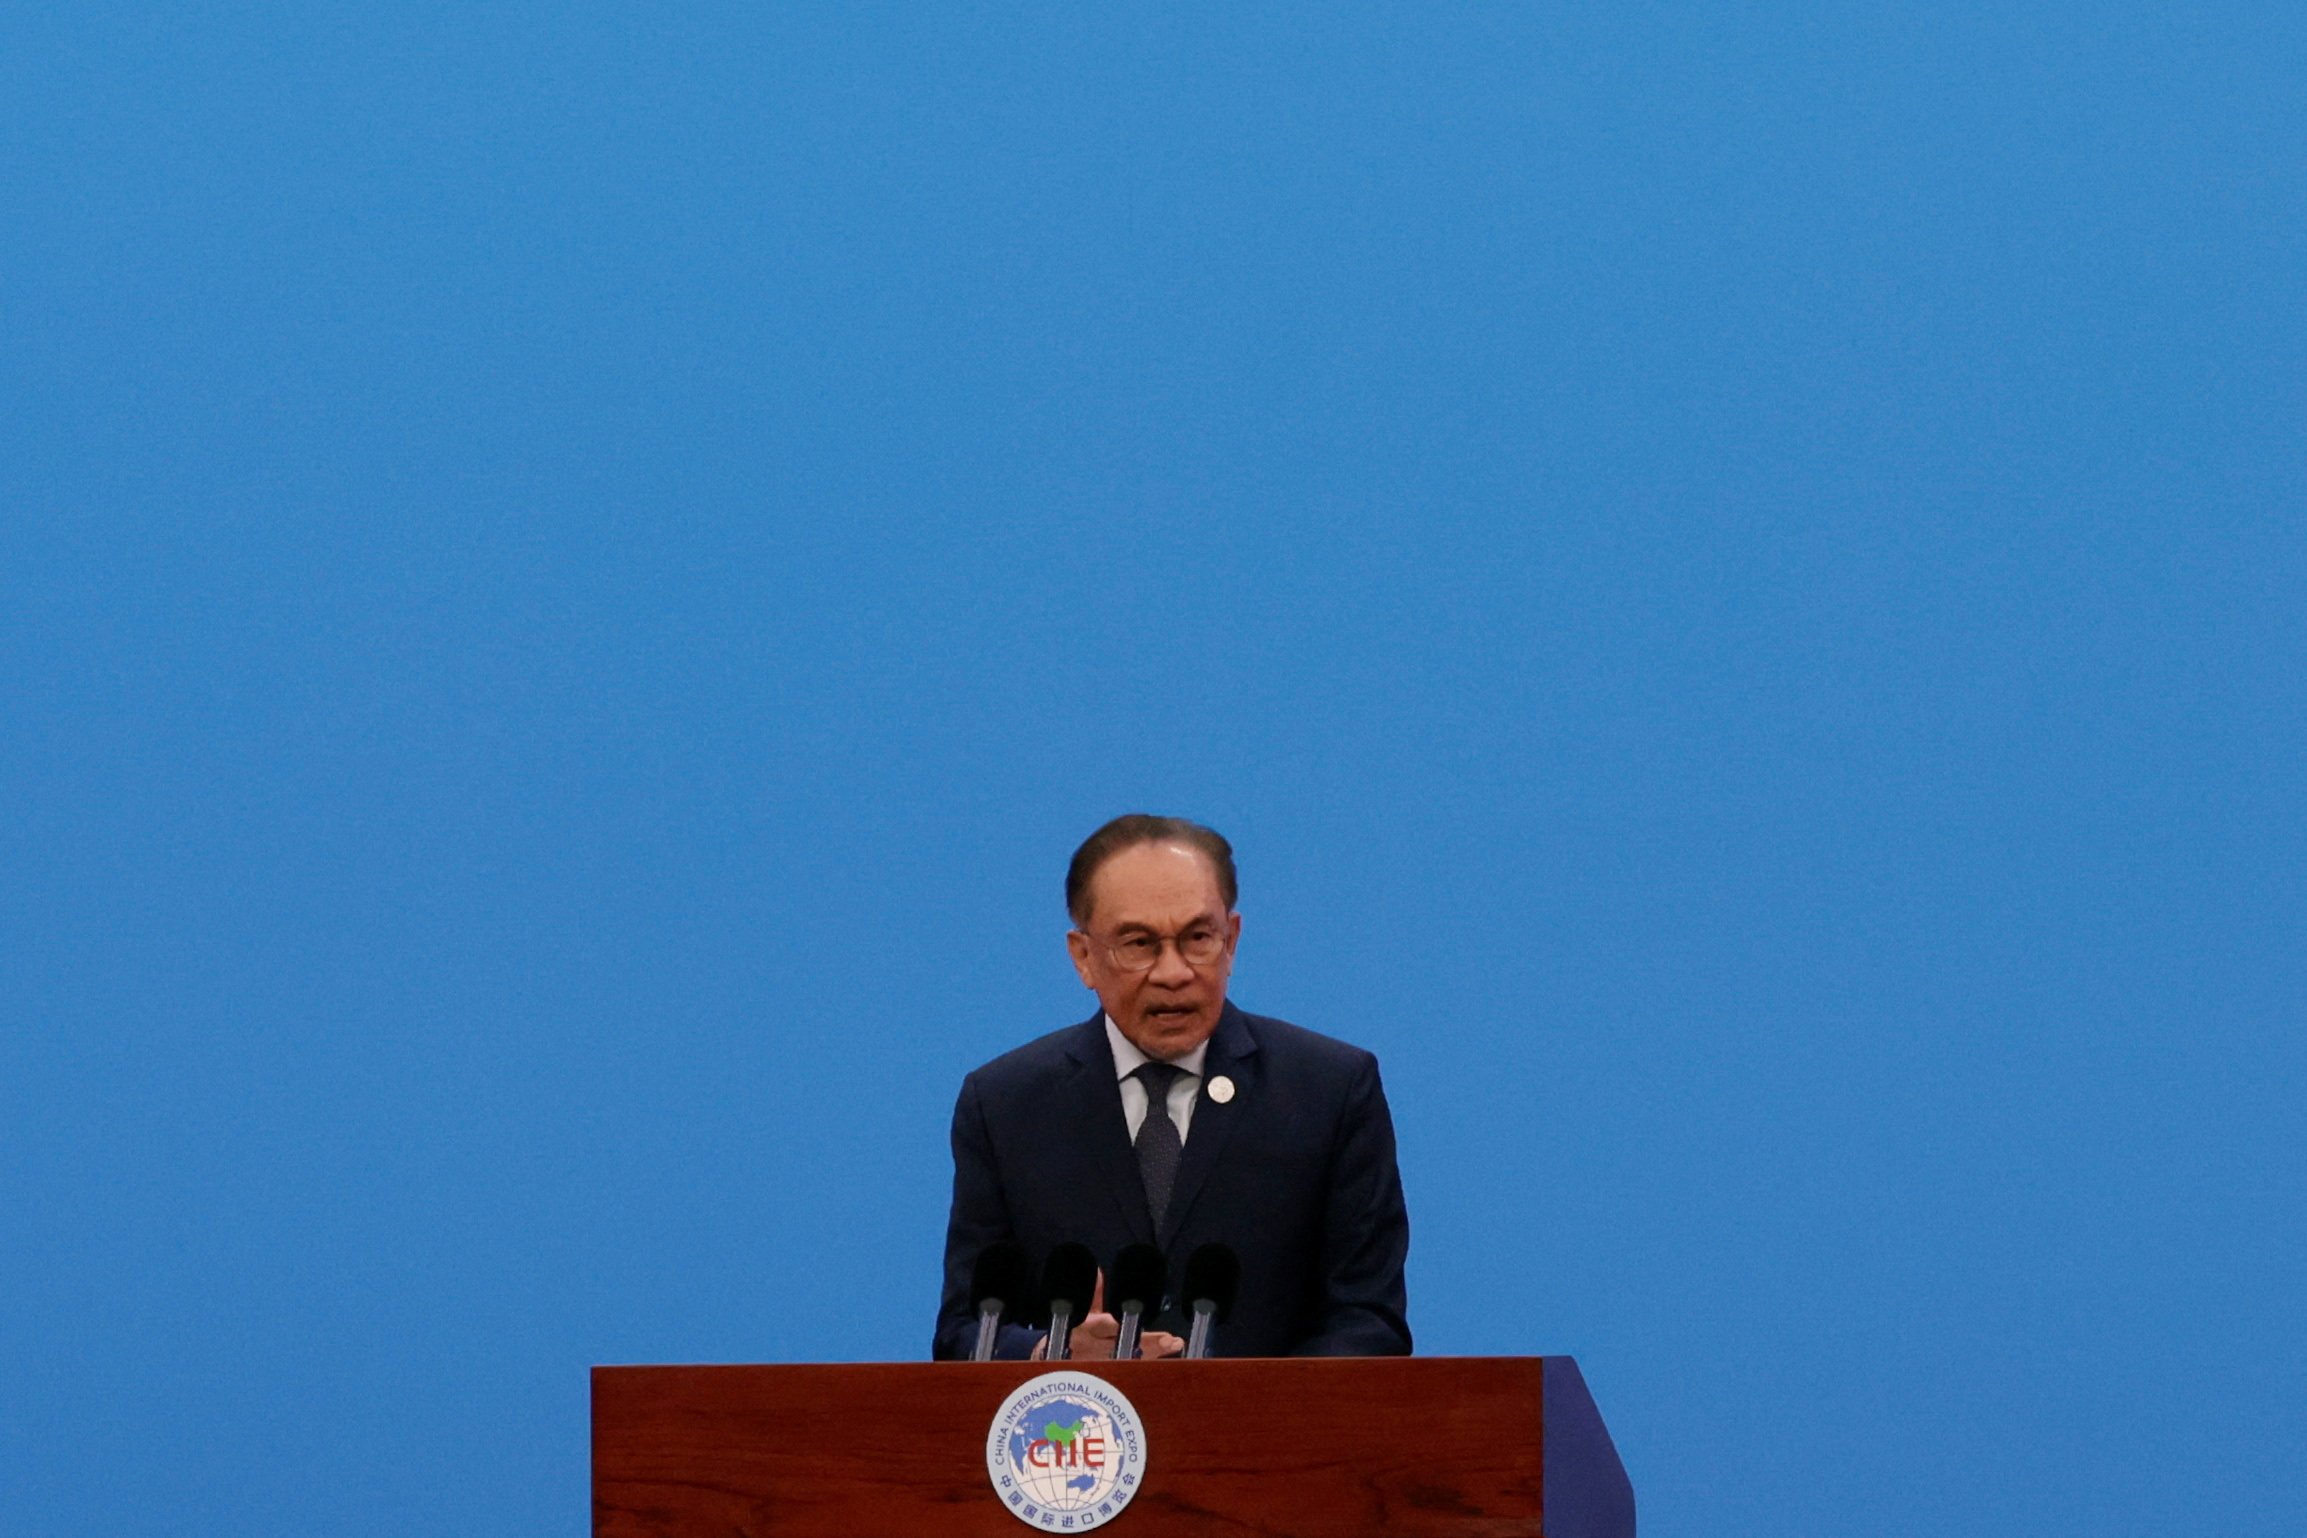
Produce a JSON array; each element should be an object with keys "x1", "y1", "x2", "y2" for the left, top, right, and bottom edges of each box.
[{"x1": 935, "y1": 814, "x2": 1412, "y2": 1360}]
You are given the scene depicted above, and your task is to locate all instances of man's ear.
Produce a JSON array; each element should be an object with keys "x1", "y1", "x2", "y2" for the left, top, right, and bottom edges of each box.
[{"x1": 1065, "y1": 929, "x2": 1099, "y2": 990}]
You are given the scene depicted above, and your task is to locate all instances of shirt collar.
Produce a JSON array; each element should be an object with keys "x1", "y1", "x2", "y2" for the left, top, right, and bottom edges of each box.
[{"x1": 1104, "y1": 1014, "x2": 1210, "y2": 1082}]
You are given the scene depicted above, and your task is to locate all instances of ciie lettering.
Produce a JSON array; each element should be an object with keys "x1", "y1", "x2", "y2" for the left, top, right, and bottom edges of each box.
[{"x1": 1021, "y1": 1425, "x2": 1108, "y2": 1471}]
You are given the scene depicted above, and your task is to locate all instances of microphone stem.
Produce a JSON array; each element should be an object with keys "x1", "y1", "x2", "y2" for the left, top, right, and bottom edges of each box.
[
  {"x1": 972, "y1": 1303, "x2": 1002, "y2": 1362},
  {"x1": 1047, "y1": 1303, "x2": 1075, "y2": 1361},
  {"x1": 1115, "y1": 1306, "x2": 1143, "y2": 1360},
  {"x1": 1185, "y1": 1301, "x2": 1215, "y2": 1359}
]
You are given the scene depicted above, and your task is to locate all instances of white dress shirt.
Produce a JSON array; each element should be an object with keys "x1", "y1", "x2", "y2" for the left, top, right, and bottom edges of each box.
[{"x1": 1105, "y1": 1014, "x2": 1207, "y2": 1144}]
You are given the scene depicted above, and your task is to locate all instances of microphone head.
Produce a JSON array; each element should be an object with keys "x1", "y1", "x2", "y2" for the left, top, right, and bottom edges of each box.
[
  {"x1": 1038, "y1": 1242, "x2": 1099, "y2": 1322},
  {"x1": 970, "y1": 1241, "x2": 1032, "y2": 1315},
  {"x1": 1180, "y1": 1242, "x2": 1241, "y2": 1323},
  {"x1": 1108, "y1": 1243, "x2": 1167, "y2": 1317}
]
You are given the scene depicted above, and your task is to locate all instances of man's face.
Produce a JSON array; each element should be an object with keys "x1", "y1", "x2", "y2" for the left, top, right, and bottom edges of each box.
[{"x1": 1065, "y1": 840, "x2": 1241, "y2": 1061}]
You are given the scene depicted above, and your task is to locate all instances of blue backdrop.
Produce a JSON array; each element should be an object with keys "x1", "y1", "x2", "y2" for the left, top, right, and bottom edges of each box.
[{"x1": 4, "y1": 2, "x2": 2301, "y2": 1533}]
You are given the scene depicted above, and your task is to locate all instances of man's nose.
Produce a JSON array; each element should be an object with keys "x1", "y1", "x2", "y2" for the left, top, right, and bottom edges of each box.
[{"x1": 1148, "y1": 940, "x2": 1197, "y2": 984}]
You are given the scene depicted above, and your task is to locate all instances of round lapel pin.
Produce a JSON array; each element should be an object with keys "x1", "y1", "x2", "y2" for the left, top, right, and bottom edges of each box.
[{"x1": 1207, "y1": 1075, "x2": 1235, "y2": 1104}]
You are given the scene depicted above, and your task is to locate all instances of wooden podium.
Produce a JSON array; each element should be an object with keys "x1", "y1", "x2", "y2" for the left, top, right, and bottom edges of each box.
[{"x1": 594, "y1": 1356, "x2": 1634, "y2": 1537}]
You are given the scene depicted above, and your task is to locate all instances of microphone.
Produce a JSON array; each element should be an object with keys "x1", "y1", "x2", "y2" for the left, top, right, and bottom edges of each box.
[
  {"x1": 1179, "y1": 1243, "x2": 1240, "y2": 1360},
  {"x1": 967, "y1": 1242, "x2": 1032, "y2": 1363},
  {"x1": 1107, "y1": 1243, "x2": 1167, "y2": 1361},
  {"x1": 1038, "y1": 1243, "x2": 1099, "y2": 1362}
]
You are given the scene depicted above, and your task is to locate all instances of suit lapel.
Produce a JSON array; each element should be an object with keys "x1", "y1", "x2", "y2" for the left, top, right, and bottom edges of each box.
[
  {"x1": 1158, "y1": 1004, "x2": 1261, "y2": 1250},
  {"x1": 1060, "y1": 1013, "x2": 1158, "y2": 1245}
]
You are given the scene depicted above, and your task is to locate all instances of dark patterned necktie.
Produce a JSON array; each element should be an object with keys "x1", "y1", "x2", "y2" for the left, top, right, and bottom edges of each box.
[{"x1": 1133, "y1": 1062, "x2": 1185, "y2": 1229}]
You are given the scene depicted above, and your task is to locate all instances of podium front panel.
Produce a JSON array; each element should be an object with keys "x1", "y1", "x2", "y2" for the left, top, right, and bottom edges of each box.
[{"x1": 594, "y1": 1356, "x2": 1613, "y2": 1537}]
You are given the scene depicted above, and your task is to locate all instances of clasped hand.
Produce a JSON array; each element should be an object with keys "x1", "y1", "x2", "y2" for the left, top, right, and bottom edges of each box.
[{"x1": 1030, "y1": 1271, "x2": 1185, "y2": 1360}]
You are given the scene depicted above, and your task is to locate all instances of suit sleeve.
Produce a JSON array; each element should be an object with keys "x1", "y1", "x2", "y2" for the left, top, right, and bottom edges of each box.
[
  {"x1": 1292, "y1": 1051, "x2": 1413, "y2": 1356},
  {"x1": 933, "y1": 1072, "x2": 1043, "y2": 1361}
]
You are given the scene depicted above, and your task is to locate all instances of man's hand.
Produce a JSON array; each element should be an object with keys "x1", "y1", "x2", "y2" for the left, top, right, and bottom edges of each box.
[{"x1": 1030, "y1": 1271, "x2": 1187, "y2": 1360}]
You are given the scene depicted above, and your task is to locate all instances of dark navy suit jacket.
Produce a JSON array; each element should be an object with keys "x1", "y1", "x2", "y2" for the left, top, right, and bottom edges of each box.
[{"x1": 934, "y1": 1003, "x2": 1411, "y2": 1360}]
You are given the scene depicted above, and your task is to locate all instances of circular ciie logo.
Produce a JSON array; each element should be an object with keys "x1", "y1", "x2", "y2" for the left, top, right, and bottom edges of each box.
[{"x1": 984, "y1": 1371, "x2": 1147, "y2": 1531}]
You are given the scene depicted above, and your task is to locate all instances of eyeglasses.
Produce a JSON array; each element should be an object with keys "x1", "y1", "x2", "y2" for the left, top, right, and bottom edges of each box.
[{"x1": 1080, "y1": 924, "x2": 1231, "y2": 973}]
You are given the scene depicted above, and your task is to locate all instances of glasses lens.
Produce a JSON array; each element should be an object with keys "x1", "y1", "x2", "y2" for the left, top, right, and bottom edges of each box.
[{"x1": 1112, "y1": 936, "x2": 1164, "y2": 970}]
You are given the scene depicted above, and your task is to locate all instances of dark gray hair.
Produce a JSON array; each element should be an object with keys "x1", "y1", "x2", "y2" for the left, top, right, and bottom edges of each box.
[{"x1": 1065, "y1": 814, "x2": 1237, "y2": 925}]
